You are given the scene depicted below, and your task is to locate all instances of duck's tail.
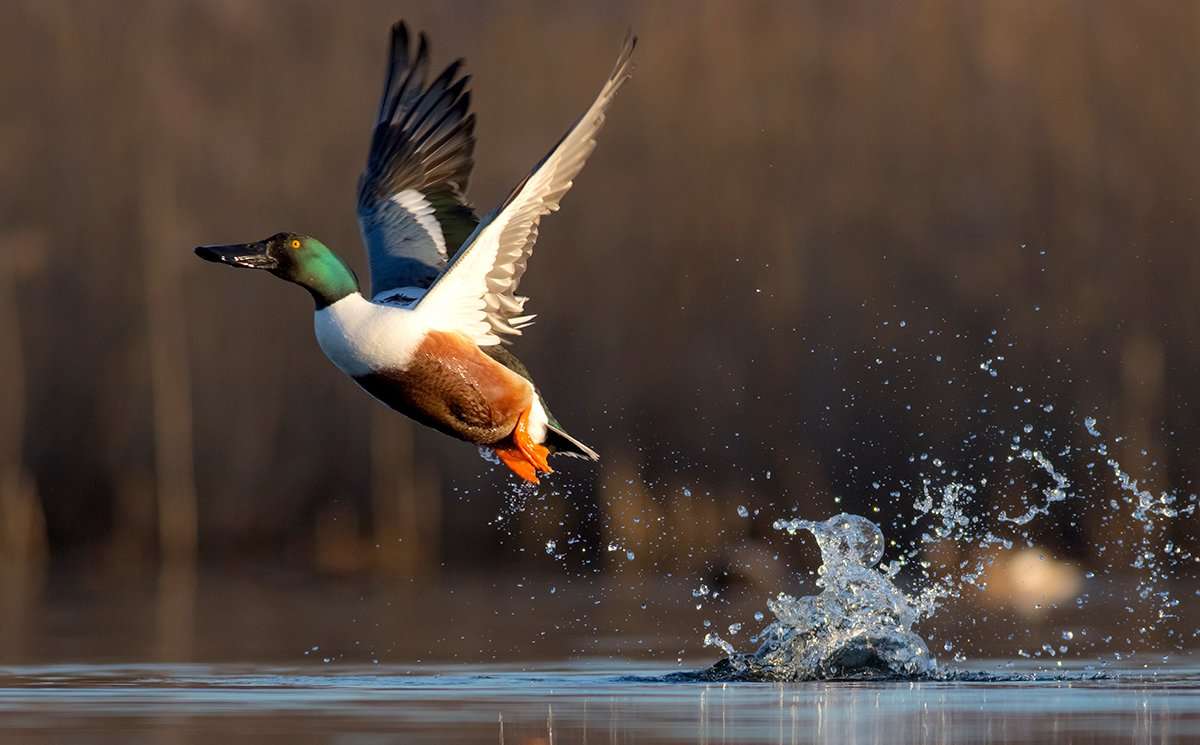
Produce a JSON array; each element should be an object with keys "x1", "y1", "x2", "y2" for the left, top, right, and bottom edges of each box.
[{"x1": 545, "y1": 424, "x2": 600, "y2": 461}]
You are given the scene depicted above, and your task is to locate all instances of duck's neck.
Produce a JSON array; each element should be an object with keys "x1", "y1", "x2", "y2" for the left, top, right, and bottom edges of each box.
[{"x1": 295, "y1": 250, "x2": 360, "y2": 309}]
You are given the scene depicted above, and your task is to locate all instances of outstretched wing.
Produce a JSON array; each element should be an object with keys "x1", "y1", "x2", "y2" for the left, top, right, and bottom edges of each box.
[
  {"x1": 357, "y1": 21, "x2": 479, "y2": 302},
  {"x1": 413, "y1": 34, "x2": 636, "y2": 345}
]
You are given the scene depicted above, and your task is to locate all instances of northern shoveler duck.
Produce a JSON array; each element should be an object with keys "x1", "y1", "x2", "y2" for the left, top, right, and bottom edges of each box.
[{"x1": 196, "y1": 21, "x2": 635, "y2": 483}]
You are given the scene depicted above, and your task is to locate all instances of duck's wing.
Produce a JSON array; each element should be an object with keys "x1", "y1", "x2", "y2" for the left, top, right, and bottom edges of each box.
[
  {"x1": 413, "y1": 34, "x2": 636, "y2": 345},
  {"x1": 357, "y1": 21, "x2": 479, "y2": 303}
]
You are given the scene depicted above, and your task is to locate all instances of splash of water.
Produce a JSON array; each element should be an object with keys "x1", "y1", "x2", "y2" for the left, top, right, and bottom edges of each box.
[
  {"x1": 694, "y1": 417, "x2": 1197, "y2": 680},
  {"x1": 670, "y1": 323, "x2": 1199, "y2": 679},
  {"x1": 700, "y1": 513, "x2": 935, "y2": 681}
]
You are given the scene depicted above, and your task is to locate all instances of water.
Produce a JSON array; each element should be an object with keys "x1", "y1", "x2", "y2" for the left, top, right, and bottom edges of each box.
[
  {"x1": 684, "y1": 405, "x2": 1198, "y2": 681},
  {"x1": 0, "y1": 401, "x2": 1189, "y2": 742},
  {"x1": 3, "y1": 333, "x2": 1197, "y2": 741},
  {"x1": 2, "y1": 661, "x2": 1199, "y2": 744},
  {"x1": 699, "y1": 514, "x2": 935, "y2": 681}
]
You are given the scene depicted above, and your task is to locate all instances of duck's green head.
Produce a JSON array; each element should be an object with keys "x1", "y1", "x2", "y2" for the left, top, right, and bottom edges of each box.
[{"x1": 195, "y1": 232, "x2": 359, "y2": 308}]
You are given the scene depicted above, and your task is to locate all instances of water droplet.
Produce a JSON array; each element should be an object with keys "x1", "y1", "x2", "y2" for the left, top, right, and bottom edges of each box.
[{"x1": 736, "y1": 505, "x2": 750, "y2": 518}]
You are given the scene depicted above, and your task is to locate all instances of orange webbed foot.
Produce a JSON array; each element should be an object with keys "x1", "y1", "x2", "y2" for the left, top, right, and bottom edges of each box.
[
  {"x1": 496, "y1": 447, "x2": 540, "y2": 483},
  {"x1": 494, "y1": 406, "x2": 553, "y2": 484}
]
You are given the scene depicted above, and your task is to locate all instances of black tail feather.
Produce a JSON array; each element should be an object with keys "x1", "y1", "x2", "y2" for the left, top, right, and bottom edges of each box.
[{"x1": 545, "y1": 425, "x2": 599, "y2": 461}]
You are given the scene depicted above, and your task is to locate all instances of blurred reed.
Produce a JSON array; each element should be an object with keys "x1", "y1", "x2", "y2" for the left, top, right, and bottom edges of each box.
[{"x1": 1, "y1": 0, "x2": 1198, "y2": 578}]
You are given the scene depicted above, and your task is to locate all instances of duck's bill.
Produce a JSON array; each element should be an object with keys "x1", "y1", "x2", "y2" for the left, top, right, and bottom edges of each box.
[{"x1": 194, "y1": 241, "x2": 278, "y2": 270}]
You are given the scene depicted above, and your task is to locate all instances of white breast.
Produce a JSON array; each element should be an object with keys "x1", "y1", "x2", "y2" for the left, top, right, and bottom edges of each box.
[{"x1": 314, "y1": 293, "x2": 426, "y2": 377}]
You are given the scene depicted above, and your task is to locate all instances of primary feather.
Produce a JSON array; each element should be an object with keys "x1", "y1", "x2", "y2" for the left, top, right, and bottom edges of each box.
[
  {"x1": 357, "y1": 21, "x2": 479, "y2": 301},
  {"x1": 414, "y1": 34, "x2": 637, "y2": 346}
]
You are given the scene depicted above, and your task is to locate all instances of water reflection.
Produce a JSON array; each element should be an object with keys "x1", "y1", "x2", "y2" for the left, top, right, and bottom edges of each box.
[{"x1": 0, "y1": 663, "x2": 1195, "y2": 744}]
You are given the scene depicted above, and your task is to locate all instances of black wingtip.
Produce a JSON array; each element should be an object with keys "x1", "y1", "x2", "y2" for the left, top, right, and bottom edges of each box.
[
  {"x1": 436, "y1": 59, "x2": 465, "y2": 94},
  {"x1": 389, "y1": 21, "x2": 411, "y2": 69},
  {"x1": 610, "y1": 29, "x2": 637, "y2": 82},
  {"x1": 359, "y1": 20, "x2": 479, "y2": 227}
]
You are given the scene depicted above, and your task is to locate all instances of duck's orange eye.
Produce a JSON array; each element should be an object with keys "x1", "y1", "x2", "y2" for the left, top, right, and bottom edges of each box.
[{"x1": 289, "y1": 239, "x2": 301, "y2": 249}]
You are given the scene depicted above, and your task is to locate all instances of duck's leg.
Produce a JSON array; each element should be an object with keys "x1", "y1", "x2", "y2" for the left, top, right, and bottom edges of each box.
[{"x1": 494, "y1": 406, "x2": 552, "y2": 484}]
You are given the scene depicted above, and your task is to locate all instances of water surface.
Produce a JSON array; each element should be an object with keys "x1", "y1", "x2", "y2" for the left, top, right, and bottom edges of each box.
[{"x1": 2, "y1": 660, "x2": 1197, "y2": 744}]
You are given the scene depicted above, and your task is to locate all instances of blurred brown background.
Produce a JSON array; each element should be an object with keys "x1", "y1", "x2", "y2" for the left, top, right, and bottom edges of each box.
[{"x1": 1, "y1": 1, "x2": 1198, "y2": 662}]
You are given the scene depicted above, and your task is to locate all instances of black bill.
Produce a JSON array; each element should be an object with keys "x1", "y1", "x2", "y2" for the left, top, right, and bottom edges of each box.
[{"x1": 194, "y1": 241, "x2": 278, "y2": 270}]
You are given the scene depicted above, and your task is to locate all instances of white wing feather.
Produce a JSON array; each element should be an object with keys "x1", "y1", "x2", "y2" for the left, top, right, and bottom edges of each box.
[{"x1": 413, "y1": 35, "x2": 636, "y2": 346}]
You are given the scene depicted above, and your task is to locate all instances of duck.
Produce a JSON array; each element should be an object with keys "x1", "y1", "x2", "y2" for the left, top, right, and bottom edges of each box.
[{"x1": 195, "y1": 21, "x2": 635, "y2": 484}]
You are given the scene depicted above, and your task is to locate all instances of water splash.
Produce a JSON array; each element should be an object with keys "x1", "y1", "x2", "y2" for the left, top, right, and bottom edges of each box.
[
  {"x1": 652, "y1": 319, "x2": 1200, "y2": 679},
  {"x1": 700, "y1": 513, "x2": 935, "y2": 681},
  {"x1": 692, "y1": 412, "x2": 1199, "y2": 680}
]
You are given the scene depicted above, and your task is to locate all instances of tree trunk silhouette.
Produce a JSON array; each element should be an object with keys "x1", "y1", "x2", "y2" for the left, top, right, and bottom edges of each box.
[
  {"x1": 371, "y1": 407, "x2": 440, "y2": 574},
  {"x1": 0, "y1": 230, "x2": 47, "y2": 563},
  {"x1": 140, "y1": 5, "x2": 197, "y2": 565}
]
